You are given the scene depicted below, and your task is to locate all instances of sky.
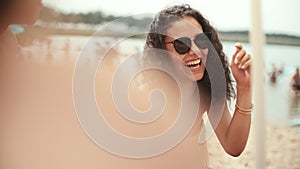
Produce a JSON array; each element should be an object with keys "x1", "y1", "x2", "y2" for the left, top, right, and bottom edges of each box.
[{"x1": 43, "y1": 0, "x2": 300, "y2": 36}]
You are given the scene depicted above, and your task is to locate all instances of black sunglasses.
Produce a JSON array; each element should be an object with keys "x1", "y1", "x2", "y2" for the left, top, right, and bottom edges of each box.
[{"x1": 165, "y1": 32, "x2": 211, "y2": 55}]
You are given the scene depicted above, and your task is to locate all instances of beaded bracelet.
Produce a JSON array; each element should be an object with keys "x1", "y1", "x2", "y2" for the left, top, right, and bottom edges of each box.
[{"x1": 235, "y1": 103, "x2": 253, "y2": 115}]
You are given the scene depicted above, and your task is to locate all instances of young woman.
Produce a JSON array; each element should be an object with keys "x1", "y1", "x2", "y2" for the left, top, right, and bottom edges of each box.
[
  {"x1": 79, "y1": 4, "x2": 253, "y2": 169},
  {"x1": 145, "y1": 4, "x2": 252, "y2": 158}
]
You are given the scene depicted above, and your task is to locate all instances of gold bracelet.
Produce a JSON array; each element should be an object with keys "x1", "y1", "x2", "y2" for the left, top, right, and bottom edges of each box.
[
  {"x1": 236, "y1": 103, "x2": 253, "y2": 112},
  {"x1": 236, "y1": 109, "x2": 252, "y2": 115},
  {"x1": 235, "y1": 104, "x2": 253, "y2": 115}
]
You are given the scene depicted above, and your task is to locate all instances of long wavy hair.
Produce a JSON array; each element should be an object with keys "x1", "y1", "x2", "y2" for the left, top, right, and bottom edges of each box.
[{"x1": 145, "y1": 4, "x2": 235, "y2": 101}]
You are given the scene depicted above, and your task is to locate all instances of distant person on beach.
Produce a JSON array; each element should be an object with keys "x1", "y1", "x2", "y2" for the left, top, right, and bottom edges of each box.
[
  {"x1": 291, "y1": 67, "x2": 300, "y2": 96},
  {"x1": 269, "y1": 63, "x2": 283, "y2": 83},
  {"x1": 278, "y1": 64, "x2": 284, "y2": 75},
  {"x1": 143, "y1": 4, "x2": 253, "y2": 167},
  {"x1": 0, "y1": 0, "x2": 42, "y2": 59}
]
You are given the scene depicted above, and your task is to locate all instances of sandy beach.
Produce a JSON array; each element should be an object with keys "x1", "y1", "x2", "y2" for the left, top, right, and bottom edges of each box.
[
  {"x1": 207, "y1": 125, "x2": 300, "y2": 169},
  {"x1": 1, "y1": 36, "x2": 300, "y2": 169}
]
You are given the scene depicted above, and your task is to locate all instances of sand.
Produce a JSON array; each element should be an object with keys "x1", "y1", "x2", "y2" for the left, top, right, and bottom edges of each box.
[{"x1": 207, "y1": 125, "x2": 300, "y2": 169}]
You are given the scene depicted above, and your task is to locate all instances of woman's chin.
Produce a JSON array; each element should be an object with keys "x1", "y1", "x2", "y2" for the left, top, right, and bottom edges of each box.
[
  {"x1": 183, "y1": 70, "x2": 204, "y2": 81},
  {"x1": 193, "y1": 71, "x2": 204, "y2": 81}
]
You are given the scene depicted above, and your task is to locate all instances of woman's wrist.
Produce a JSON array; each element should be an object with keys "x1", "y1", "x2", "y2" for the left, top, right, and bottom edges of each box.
[
  {"x1": 236, "y1": 84, "x2": 253, "y2": 111},
  {"x1": 236, "y1": 84, "x2": 251, "y2": 92},
  {"x1": 235, "y1": 103, "x2": 253, "y2": 115}
]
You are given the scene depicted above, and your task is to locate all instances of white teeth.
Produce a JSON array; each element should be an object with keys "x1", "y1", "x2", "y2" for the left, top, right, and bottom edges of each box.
[{"x1": 185, "y1": 59, "x2": 201, "y2": 66}]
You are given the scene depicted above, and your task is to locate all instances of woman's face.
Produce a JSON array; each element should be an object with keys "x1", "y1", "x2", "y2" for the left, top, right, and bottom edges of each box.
[
  {"x1": 6, "y1": 0, "x2": 42, "y2": 25},
  {"x1": 165, "y1": 16, "x2": 208, "y2": 81}
]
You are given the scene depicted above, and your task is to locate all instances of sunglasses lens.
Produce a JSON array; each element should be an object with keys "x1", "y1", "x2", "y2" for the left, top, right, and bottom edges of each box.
[
  {"x1": 174, "y1": 38, "x2": 191, "y2": 54},
  {"x1": 194, "y1": 33, "x2": 210, "y2": 49}
]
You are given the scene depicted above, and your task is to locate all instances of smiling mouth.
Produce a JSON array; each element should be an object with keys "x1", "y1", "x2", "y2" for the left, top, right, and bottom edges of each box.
[{"x1": 185, "y1": 58, "x2": 202, "y2": 68}]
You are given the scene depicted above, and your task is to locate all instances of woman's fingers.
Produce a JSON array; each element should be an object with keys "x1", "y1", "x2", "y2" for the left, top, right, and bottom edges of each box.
[
  {"x1": 240, "y1": 55, "x2": 251, "y2": 69},
  {"x1": 232, "y1": 43, "x2": 242, "y2": 62},
  {"x1": 234, "y1": 49, "x2": 246, "y2": 65},
  {"x1": 233, "y1": 47, "x2": 252, "y2": 69},
  {"x1": 231, "y1": 43, "x2": 252, "y2": 70},
  {"x1": 239, "y1": 53, "x2": 251, "y2": 69}
]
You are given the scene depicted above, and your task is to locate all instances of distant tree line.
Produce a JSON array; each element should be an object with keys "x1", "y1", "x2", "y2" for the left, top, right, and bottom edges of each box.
[
  {"x1": 39, "y1": 5, "x2": 153, "y2": 28},
  {"x1": 37, "y1": 5, "x2": 300, "y2": 45}
]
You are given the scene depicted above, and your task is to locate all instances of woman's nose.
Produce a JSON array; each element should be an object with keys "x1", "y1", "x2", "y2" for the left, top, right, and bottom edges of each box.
[{"x1": 188, "y1": 40, "x2": 201, "y2": 56}]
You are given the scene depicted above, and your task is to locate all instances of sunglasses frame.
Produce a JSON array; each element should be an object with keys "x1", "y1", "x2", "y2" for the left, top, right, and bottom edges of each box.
[{"x1": 165, "y1": 32, "x2": 211, "y2": 55}]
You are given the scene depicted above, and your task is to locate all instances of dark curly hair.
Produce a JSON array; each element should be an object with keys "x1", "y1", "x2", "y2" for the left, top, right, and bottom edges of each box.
[{"x1": 145, "y1": 4, "x2": 235, "y2": 101}]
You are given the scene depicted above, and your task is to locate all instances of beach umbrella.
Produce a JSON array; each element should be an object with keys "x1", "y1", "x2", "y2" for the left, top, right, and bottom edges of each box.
[{"x1": 250, "y1": 0, "x2": 266, "y2": 168}]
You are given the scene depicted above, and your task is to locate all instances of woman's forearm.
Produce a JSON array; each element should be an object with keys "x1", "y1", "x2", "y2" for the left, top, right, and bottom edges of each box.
[{"x1": 223, "y1": 86, "x2": 252, "y2": 156}]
